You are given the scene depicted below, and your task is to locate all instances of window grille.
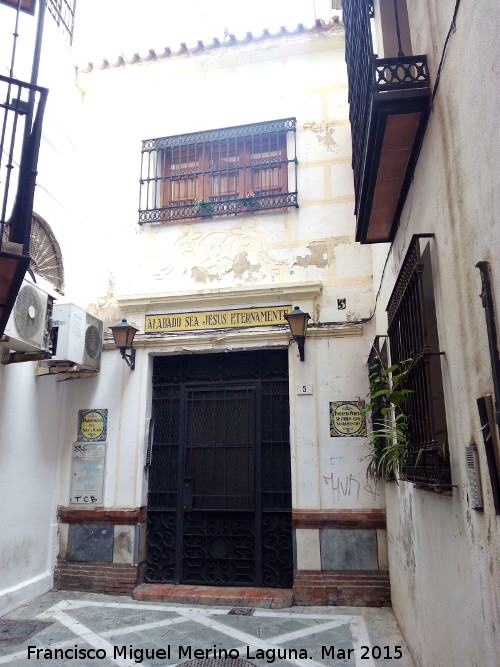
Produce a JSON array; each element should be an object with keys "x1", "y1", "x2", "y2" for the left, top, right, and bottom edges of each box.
[
  {"x1": 47, "y1": 0, "x2": 76, "y2": 45},
  {"x1": 387, "y1": 235, "x2": 451, "y2": 487},
  {"x1": 139, "y1": 118, "x2": 298, "y2": 224}
]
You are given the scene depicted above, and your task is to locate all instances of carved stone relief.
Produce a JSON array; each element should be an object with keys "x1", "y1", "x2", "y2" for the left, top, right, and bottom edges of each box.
[{"x1": 153, "y1": 221, "x2": 287, "y2": 284}]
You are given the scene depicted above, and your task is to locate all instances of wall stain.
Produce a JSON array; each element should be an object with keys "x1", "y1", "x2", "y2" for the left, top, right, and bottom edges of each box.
[
  {"x1": 191, "y1": 266, "x2": 218, "y2": 284},
  {"x1": 292, "y1": 242, "x2": 328, "y2": 269},
  {"x1": 302, "y1": 120, "x2": 338, "y2": 150},
  {"x1": 226, "y1": 252, "x2": 261, "y2": 280}
]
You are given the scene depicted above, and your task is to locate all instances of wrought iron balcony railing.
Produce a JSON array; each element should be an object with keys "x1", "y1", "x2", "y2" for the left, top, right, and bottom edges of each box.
[
  {"x1": 342, "y1": 0, "x2": 431, "y2": 242},
  {"x1": 139, "y1": 118, "x2": 298, "y2": 224},
  {"x1": 0, "y1": 74, "x2": 48, "y2": 252}
]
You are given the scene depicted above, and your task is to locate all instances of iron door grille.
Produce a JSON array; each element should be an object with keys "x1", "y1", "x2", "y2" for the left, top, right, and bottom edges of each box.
[
  {"x1": 181, "y1": 387, "x2": 256, "y2": 585},
  {"x1": 145, "y1": 350, "x2": 292, "y2": 587},
  {"x1": 185, "y1": 387, "x2": 255, "y2": 510}
]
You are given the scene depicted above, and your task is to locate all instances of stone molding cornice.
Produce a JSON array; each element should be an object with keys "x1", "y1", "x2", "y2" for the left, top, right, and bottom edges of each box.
[
  {"x1": 102, "y1": 323, "x2": 363, "y2": 351},
  {"x1": 115, "y1": 281, "x2": 323, "y2": 312}
]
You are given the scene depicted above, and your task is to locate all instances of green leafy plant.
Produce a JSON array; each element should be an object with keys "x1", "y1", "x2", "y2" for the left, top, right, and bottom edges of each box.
[
  {"x1": 364, "y1": 349, "x2": 416, "y2": 482},
  {"x1": 193, "y1": 199, "x2": 214, "y2": 216}
]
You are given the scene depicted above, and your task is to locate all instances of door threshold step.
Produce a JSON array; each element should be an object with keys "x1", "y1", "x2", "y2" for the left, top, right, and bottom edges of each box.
[{"x1": 133, "y1": 584, "x2": 293, "y2": 609}]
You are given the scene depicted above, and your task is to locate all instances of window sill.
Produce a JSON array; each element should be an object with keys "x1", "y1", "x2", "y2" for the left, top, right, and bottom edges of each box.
[{"x1": 412, "y1": 482, "x2": 455, "y2": 496}]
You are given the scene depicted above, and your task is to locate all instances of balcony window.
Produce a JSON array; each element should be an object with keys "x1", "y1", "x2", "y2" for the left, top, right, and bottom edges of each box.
[
  {"x1": 342, "y1": 0, "x2": 431, "y2": 243},
  {"x1": 387, "y1": 235, "x2": 451, "y2": 488},
  {"x1": 139, "y1": 118, "x2": 298, "y2": 224}
]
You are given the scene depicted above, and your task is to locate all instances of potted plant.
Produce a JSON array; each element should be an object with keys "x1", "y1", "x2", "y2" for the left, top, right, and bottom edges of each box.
[
  {"x1": 364, "y1": 349, "x2": 416, "y2": 482},
  {"x1": 194, "y1": 199, "x2": 214, "y2": 217}
]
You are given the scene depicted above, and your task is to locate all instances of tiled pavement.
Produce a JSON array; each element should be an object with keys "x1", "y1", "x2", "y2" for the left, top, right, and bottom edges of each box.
[{"x1": 0, "y1": 591, "x2": 415, "y2": 667}]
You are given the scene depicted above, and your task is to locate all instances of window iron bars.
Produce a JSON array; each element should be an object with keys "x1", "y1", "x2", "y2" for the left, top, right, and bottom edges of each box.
[
  {"x1": 386, "y1": 236, "x2": 451, "y2": 487},
  {"x1": 47, "y1": 0, "x2": 76, "y2": 45},
  {"x1": 139, "y1": 118, "x2": 297, "y2": 223}
]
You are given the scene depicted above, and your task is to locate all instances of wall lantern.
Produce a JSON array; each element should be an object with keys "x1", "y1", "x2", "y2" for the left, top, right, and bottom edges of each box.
[
  {"x1": 109, "y1": 318, "x2": 138, "y2": 370},
  {"x1": 285, "y1": 306, "x2": 311, "y2": 361}
]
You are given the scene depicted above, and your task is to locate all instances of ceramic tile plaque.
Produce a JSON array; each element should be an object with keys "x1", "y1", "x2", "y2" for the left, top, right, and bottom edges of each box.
[
  {"x1": 329, "y1": 400, "x2": 366, "y2": 437},
  {"x1": 77, "y1": 409, "x2": 108, "y2": 442}
]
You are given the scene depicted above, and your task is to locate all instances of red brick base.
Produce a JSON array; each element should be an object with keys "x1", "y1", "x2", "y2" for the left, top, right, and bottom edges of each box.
[
  {"x1": 54, "y1": 560, "x2": 143, "y2": 595},
  {"x1": 293, "y1": 570, "x2": 391, "y2": 607}
]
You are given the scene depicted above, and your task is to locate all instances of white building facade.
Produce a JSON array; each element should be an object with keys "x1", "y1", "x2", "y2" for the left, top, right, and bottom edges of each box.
[{"x1": 0, "y1": 2, "x2": 498, "y2": 666}]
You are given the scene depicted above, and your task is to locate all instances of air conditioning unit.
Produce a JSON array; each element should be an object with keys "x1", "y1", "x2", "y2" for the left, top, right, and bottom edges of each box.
[
  {"x1": 1, "y1": 280, "x2": 53, "y2": 352},
  {"x1": 51, "y1": 304, "x2": 103, "y2": 371}
]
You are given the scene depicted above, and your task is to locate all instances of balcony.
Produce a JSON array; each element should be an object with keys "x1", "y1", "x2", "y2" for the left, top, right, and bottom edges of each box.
[
  {"x1": 139, "y1": 119, "x2": 298, "y2": 224},
  {"x1": 343, "y1": 1, "x2": 431, "y2": 244},
  {"x1": 0, "y1": 74, "x2": 47, "y2": 336}
]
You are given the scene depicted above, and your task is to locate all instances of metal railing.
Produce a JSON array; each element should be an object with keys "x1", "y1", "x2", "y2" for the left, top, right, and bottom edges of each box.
[
  {"x1": 139, "y1": 118, "x2": 298, "y2": 224},
  {"x1": 387, "y1": 236, "x2": 451, "y2": 487},
  {"x1": 342, "y1": 0, "x2": 430, "y2": 214},
  {"x1": 47, "y1": 0, "x2": 76, "y2": 45},
  {"x1": 0, "y1": 74, "x2": 48, "y2": 254},
  {"x1": 342, "y1": 0, "x2": 375, "y2": 214}
]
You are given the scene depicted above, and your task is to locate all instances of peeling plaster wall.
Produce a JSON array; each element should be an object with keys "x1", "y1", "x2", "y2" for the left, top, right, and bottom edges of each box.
[
  {"x1": 66, "y1": 28, "x2": 380, "y2": 576},
  {"x1": 74, "y1": 29, "x2": 373, "y2": 327},
  {"x1": 371, "y1": 1, "x2": 500, "y2": 665}
]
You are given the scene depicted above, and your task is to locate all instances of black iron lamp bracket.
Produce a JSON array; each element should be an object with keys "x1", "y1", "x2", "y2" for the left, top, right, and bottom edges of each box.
[{"x1": 120, "y1": 346, "x2": 136, "y2": 370}]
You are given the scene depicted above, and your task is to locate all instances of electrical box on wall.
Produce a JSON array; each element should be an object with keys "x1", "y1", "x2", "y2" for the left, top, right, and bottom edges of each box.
[{"x1": 466, "y1": 444, "x2": 483, "y2": 511}]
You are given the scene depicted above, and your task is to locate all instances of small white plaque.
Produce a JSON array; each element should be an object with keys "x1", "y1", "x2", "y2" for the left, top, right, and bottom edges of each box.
[
  {"x1": 297, "y1": 384, "x2": 313, "y2": 395},
  {"x1": 70, "y1": 441, "x2": 106, "y2": 506}
]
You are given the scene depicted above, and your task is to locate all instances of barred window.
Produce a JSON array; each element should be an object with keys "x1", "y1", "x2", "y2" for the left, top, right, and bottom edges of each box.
[
  {"x1": 387, "y1": 235, "x2": 452, "y2": 488},
  {"x1": 139, "y1": 118, "x2": 298, "y2": 224},
  {"x1": 47, "y1": 0, "x2": 76, "y2": 44}
]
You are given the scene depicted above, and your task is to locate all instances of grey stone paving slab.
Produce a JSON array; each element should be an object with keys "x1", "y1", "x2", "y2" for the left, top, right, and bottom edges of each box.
[
  {"x1": 68, "y1": 606, "x2": 179, "y2": 633},
  {"x1": 0, "y1": 591, "x2": 415, "y2": 667}
]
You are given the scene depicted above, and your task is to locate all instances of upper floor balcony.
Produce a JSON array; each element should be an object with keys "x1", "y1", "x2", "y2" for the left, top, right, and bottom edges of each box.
[
  {"x1": 0, "y1": 74, "x2": 47, "y2": 336},
  {"x1": 139, "y1": 118, "x2": 298, "y2": 225},
  {"x1": 343, "y1": 0, "x2": 431, "y2": 243}
]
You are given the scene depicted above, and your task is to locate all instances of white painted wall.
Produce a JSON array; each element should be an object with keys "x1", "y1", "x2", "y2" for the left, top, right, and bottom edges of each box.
[
  {"x1": 370, "y1": 1, "x2": 500, "y2": 665},
  {"x1": 0, "y1": 363, "x2": 64, "y2": 614},
  {"x1": 0, "y1": 2, "x2": 84, "y2": 616},
  {"x1": 74, "y1": 29, "x2": 372, "y2": 315}
]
